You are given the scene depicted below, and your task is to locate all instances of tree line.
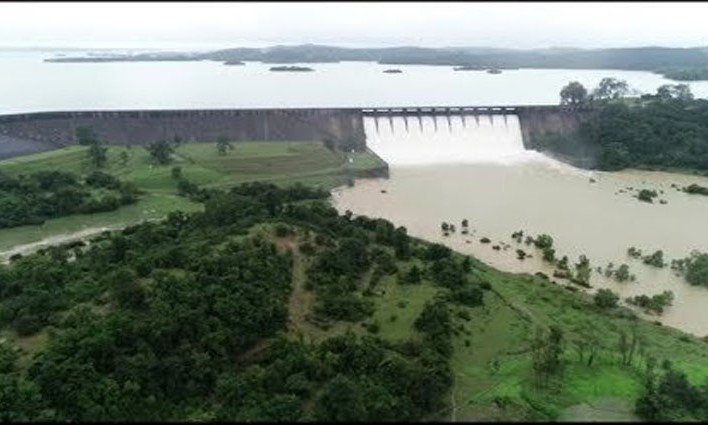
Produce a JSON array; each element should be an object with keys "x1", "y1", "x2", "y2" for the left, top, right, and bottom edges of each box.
[
  {"x1": 0, "y1": 170, "x2": 139, "y2": 229},
  {"x1": 546, "y1": 78, "x2": 708, "y2": 171}
]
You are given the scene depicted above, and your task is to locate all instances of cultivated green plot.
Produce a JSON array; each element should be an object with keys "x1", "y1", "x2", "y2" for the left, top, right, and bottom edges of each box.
[{"x1": 0, "y1": 141, "x2": 386, "y2": 254}]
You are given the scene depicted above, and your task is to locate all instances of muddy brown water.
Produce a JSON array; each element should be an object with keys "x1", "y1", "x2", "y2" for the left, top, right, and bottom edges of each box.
[{"x1": 332, "y1": 160, "x2": 708, "y2": 336}]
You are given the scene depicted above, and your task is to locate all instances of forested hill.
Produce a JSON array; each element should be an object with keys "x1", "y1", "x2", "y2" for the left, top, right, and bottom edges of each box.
[{"x1": 46, "y1": 44, "x2": 708, "y2": 79}]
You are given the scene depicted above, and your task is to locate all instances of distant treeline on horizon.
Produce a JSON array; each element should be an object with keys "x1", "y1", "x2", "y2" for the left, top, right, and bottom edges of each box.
[{"x1": 43, "y1": 44, "x2": 708, "y2": 80}]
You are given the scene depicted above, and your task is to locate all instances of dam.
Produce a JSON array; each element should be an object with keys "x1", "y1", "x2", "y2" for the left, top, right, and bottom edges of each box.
[
  {"x1": 0, "y1": 105, "x2": 588, "y2": 162},
  {"x1": 363, "y1": 114, "x2": 527, "y2": 165}
]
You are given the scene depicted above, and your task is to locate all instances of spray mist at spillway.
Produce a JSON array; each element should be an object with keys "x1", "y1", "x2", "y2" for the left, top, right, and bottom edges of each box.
[{"x1": 364, "y1": 114, "x2": 549, "y2": 166}]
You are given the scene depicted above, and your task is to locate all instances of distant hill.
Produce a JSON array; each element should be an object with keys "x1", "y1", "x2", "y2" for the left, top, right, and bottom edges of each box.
[{"x1": 44, "y1": 44, "x2": 708, "y2": 79}]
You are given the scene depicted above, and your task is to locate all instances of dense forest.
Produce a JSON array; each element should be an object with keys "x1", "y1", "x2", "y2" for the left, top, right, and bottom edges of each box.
[
  {"x1": 537, "y1": 80, "x2": 708, "y2": 171},
  {"x1": 0, "y1": 170, "x2": 139, "y2": 229},
  {"x1": 0, "y1": 182, "x2": 481, "y2": 421},
  {"x1": 45, "y1": 44, "x2": 708, "y2": 80}
]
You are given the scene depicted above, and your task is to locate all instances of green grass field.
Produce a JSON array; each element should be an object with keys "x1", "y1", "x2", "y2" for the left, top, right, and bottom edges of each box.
[
  {"x1": 0, "y1": 141, "x2": 386, "y2": 254},
  {"x1": 442, "y1": 255, "x2": 708, "y2": 421}
]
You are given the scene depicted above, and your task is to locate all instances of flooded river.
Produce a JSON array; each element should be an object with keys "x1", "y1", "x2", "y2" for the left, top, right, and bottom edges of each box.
[{"x1": 332, "y1": 159, "x2": 708, "y2": 336}]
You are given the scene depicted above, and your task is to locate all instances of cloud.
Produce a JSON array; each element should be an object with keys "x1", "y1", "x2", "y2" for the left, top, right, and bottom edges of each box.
[{"x1": 0, "y1": 2, "x2": 706, "y2": 49}]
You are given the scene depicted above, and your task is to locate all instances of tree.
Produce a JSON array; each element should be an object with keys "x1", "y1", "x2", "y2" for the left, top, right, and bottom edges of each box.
[
  {"x1": 216, "y1": 136, "x2": 233, "y2": 156},
  {"x1": 656, "y1": 84, "x2": 694, "y2": 102},
  {"x1": 171, "y1": 166, "x2": 182, "y2": 180},
  {"x1": 322, "y1": 139, "x2": 335, "y2": 151},
  {"x1": 145, "y1": 140, "x2": 175, "y2": 165},
  {"x1": 614, "y1": 264, "x2": 631, "y2": 282},
  {"x1": 532, "y1": 325, "x2": 565, "y2": 389},
  {"x1": 593, "y1": 77, "x2": 629, "y2": 101},
  {"x1": 643, "y1": 250, "x2": 665, "y2": 268},
  {"x1": 685, "y1": 253, "x2": 708, "y2": 287},
  {"x1": 534, "y1": 234, "x2": 554, "y2": 250},
  {"x1": 87, "y1": 138, "x2": 108, "y2": 168},
  {"x1": 402, "y1": 265, "x2": 422, "y2": 284},
  {"x1": 574, "y1": 255, "x2": 591, "y2": 285},
  {"x1": 560, "y1": 81, "x2": 588, "y2": 109},
  {"x1": 600, "y1": 143, "x2": 631, "y2": 171},
  {"x1": 594, "y1": 288, "x2": 619, "y2": 309},
  {"x1": 314, "y1": 375, "x2": 366, "y2": 421},
  {"x1": 119, "y1": 150, "x2": 130, "y2": 167},
  {"x1": 461, "y1": 256, "x2": 472, "y2": 273}
]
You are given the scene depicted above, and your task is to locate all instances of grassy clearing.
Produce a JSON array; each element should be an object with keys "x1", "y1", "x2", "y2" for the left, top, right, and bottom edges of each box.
[
  {"x1": 370, "y1": 271, "x2": 440, "y2": 342},
  {"x1": 0, "y1": 142, "x2": 385, "y2": 192},
  {"x1": 446, "y1": 256, "x2": 708, "y2": 421},
  {"x1": 0, "y1": 141, "x2": 386, "y2": 253}
]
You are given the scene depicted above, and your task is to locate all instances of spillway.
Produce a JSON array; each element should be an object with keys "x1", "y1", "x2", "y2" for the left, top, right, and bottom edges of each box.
[{"x1": 364, "y1": 114, "x2": 536, "y2": 165}]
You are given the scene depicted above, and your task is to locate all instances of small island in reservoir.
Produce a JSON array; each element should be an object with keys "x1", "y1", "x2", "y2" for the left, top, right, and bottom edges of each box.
[
  {"x1": 224, "y1": 60, "x2": 246, "y2": 66},
  {"x1": 383, "y1": 69, "x2": 403, "y2": 73},
  {"x1": 487, "y1": 68, "x2": 502, "y2": 74},
  {"x1": 269, "y1": 66, "x2": 314, "y2": 72},
  {"x1": 453, "y1": 65, "x2": 484, "y2": 71}
]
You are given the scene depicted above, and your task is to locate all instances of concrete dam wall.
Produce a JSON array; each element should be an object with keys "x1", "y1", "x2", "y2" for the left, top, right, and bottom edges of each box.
[
  {"x1": 516, "y1": 106, "x2": 591, "y2": 149},
  {"x1": 0, "y1": 108, "x2": 366, "y2": 160},
  {"x1": 0, "y1": 106, "x2": 589, "y2": 163}
]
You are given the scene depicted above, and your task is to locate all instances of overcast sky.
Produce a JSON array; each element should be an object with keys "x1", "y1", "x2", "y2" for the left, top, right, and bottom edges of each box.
[{"x1": 1, "y1": 2, "x2": 707, "y2": 50}]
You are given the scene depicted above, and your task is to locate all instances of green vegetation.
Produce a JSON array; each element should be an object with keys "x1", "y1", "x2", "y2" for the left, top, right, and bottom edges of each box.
[
  {"x1": 145, "y1": 139, "x2": 176, "y2": 165},
  {"x1": 559, "y1": 81, "x2": 588, "y2": 109},
  {"x1": 544, "y1": 81, "x2": 708, "y2": 171},
  {"x1": 657, "y1": 66, "x2": 708, "y2": 81},
  {"x1": 48, "y1": 45, "x2": 708, "y2": 79},
  {"x1": 0, "y1": 183, "x2": 462, "y2": 421},
  {"x1": 636, "y1": 361, "x2": 708, "y2": 421},
  {"x1": 672, "y1": 251, "x2": 708, "y2": 288},
  {"x1": 643, "y1": 250, "x2": 666, "y2": 268},
  {"x1": 594, "y1": 288, "x2": 620, "y2": 309},
  {"x1": 626, "y1": 291, "x2": 675, "y2": 315},
  {"x1": 269, "y1": 66, "x2": 314, "y2": 72},
  {"x1": 0, "y1": 141, "x2": 386, "y2": 253},
  {"x1": 683, "y1": 183, "x2": 708, "y2": 196},
  {"x1": 0, "y1": 170, "x2": 139, "y2": 229},
  {"x1": 637, "y1": 189, "x2": 658, "y2": 203},
  {"x1": 0, "y1": 180, "x2": 705, "y2": 421},
  {"x1": 613, "y1": 264, "x2": 633, "y2": 282},
  {"x1": 628, "y1": 246, "x2": 643, "y2": 259}
]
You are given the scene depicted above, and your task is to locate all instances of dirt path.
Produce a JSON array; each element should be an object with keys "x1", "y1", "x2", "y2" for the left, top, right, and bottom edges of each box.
[
  {"x1": 0, "y1": 225, "x2": 125, "y2": 262},
  {"x1": 280, "y1": 238, "x2": 317, "y2": 335}
]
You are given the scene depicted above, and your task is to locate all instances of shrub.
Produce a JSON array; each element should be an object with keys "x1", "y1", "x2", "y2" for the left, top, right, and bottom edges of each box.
[{"x1": 594, "y1": 288, "x2": 619, "y2": 309}]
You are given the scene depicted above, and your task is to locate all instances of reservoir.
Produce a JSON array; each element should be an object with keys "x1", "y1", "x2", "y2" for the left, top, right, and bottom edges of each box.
[{"x1": 4, "y1": 51, "x2": 708, "y2": 113}]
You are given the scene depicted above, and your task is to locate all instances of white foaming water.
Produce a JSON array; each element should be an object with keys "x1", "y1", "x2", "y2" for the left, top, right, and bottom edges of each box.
[{"x1": 364, "y1": 114, "x2": 547, "y2": 166}]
